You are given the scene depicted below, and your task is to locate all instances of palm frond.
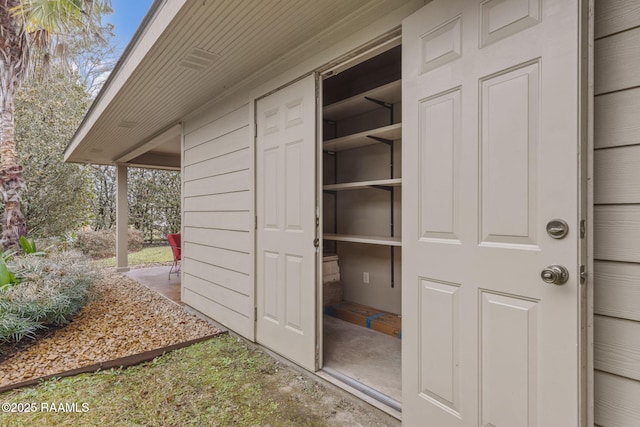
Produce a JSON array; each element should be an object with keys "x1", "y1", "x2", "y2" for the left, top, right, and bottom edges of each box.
[{"x1": 7, "y1": 0, "x2": 112, "y2": 80}]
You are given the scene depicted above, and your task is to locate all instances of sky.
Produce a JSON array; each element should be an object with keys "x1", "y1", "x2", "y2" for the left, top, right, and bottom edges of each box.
[{"x1": 107, "y1": 0, "x2": 154, "y2": 53}]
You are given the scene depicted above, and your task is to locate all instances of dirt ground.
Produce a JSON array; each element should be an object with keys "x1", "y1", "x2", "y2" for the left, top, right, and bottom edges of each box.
[
  {"x1": 241, "y1": 341, "x2": 401, "y2": 426},
  {"x1": 0, "y1": 268, "x2": 400, "y2": 426}
]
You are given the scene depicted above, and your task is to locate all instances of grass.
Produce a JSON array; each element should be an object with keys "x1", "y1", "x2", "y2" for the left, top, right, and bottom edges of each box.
[
  {"x1": 0, "y1": 335, "x2": 330, "y2": 426},
  {"x1": 94, "y1": 246, "x2": 174, "y2": 268}
]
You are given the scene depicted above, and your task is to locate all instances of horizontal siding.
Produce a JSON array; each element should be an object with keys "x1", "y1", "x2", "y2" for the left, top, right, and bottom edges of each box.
[
  {"x1": 594, "y1": 315, "x2": 640, "y2": 380},
  {"x1": 183, "y1": 273, "x2": 250, "y2": 315},
  {"x1": 183, "y1": 191, "x2": 251, "y2": 212},
  {"x1": 594, "y1": 145, "x2": 640, "y2": 203},
  {"x1": 184, "y1": 147, "x2": 250, "y2": 182},
  {"x1": 182, "y1": 100, "x2": 254, "y2": 341},
  {"x1": 594, "y1": 371, "x2": 640, "y2": 427},
  {"x1": 184, "y1": 104, "x2": 249, "y2": 149},
  {"x1": 594, "y1": 205, "x2": 640, "y2": 262},
  {"x1": 594, "y1": 261, "x2": 640, "y2": 321},
  {"x1": 184, "y1": 169, "x2": 251, "y2": 198},
  {"x1": 595, "y1": 0, "x2": 640, "y2": 39},
  {"x1": 594, "y1": 26, "x2": 640, "y2": 95},
  {"x1": 182, "y1": 287, "x2": 252, "y2": 339},
  {"x1": 183, "y1": 227, "x2": 251, "y2": 254},
  {"x1": 183, "y1": 258, "x2": 251, "y2": 297},
  {"x1": 594, "y1": 88, "x2": 640, "y2": 149},
  {"x1": 184, "y1": 126, "x2": 250, "y2": 166},
  {"x1": 183, "y1": 241, "x2": 251, "y2": 274},
  {"x1": 595, "y1": 3, "x2": 640, "y2": 424},
  {"x1": 183, "y1": 211, "x2": 252, "y2": 232}
]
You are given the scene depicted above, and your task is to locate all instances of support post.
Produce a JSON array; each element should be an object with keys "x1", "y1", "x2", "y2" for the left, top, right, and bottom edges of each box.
[{"x1": 116, "y1": 163, "x2": 129, "y2": 272}]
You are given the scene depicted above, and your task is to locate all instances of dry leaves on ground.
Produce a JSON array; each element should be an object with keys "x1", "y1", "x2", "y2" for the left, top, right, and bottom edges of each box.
[{"x1": 0, "y1": 271, "x2": 219, "y2": 387}]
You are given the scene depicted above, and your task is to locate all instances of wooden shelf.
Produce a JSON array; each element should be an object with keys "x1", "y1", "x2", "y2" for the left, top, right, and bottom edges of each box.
[
  {"x1": 323, "y1": 233, "x2": 401, "y2": 246},
  {"x1": 323, "y1": 178, "x2": 401, "y2": 191},
  {"x1": 323, "y1": 123, "x2": 401, "y2": 152},
  {"x1": 323, "y1": 80, "x2": 401, "y2": 121}
]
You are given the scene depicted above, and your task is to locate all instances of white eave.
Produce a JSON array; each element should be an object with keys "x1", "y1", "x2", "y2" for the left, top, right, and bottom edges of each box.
[
  {"x1": 65, "y1": 0, "x2": 186, "y2": 168},
  {"x1": 64, "y1": 0, "x2": 417, "y2": 169}
]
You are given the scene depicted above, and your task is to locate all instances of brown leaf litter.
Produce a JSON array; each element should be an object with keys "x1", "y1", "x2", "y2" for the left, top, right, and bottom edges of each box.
[{"x1": 0, "y1": 270, "x2": 220, "y2": 387}]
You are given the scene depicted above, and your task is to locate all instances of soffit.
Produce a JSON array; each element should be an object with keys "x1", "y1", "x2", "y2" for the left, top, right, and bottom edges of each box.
[{"x1": 65, "y1": 0, "x2": 396, "y2": 166}]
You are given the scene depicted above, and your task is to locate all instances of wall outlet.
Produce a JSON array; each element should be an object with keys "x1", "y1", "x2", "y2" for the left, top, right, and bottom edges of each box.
[{"x1": 363, "y1": 272, "x2": 369, "y2": 284}]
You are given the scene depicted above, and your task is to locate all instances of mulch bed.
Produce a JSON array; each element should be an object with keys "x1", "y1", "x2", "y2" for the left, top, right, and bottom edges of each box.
[{"x1": 0, "y1": 269, "x2": 220, "y2": 388}]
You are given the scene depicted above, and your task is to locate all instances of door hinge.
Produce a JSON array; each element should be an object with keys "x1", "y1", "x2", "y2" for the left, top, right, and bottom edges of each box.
[
  {"x1": 580, "y1": 265, "x2": 587, "y2": 284},
  {"x1": 254, "y1": 306, "x2": 257, "y2": 320},
  {"x1": 580, "y1": 219, "x2": 586, "y2": 239},
  {"x1": 255, "y1": 215, "x2": 258, "y2": 230},
  {"x1": 254, "y1": 122, "x2": 257, "y2": 138}
]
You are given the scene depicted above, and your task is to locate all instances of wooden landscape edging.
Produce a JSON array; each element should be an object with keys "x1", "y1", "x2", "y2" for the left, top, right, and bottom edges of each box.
[{"x1": 0, "y1": 332, "x2": 226, "y2": 394}]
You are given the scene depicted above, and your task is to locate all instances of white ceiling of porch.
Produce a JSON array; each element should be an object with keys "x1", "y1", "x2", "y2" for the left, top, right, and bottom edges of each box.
[{"x1": 65, "y1": 0, "x2": 408, "y2": 168}]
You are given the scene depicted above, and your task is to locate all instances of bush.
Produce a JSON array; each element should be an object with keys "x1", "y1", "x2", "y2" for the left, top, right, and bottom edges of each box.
[
  {"x1": 35, "y1": 231, "x2": 79, "y2": 254},
  {"x1": 74, "y1": 229, "x2": 144, "y2": 259},
  {"x1": 0, "y1": 251, "x2": 100, "y2": 345}
]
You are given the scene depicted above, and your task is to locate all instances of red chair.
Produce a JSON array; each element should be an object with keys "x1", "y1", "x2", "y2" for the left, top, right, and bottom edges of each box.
[{"x1": 167, "y1": 233, "x2": 181, "y2": 279}]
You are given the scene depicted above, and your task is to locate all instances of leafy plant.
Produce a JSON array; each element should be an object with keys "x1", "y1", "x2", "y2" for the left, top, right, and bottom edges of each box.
[
  {"x1": 1, "y1": 248, "x2": 17, "y2": 262},
  {"x1": 0, "y1": 237, "x2": 46, "y2": 290},
  {"x1": 63, "y1": 231, "x2": 78, "y2": 245},
  {"x1": 19, "y1": 235, "x2": 45, "y2": 256},
  {"x1": 0, "y1": 309, "x2": 41, "y2": 344},
  {"x1": 15, "y1": 71, "x2": 95, "y2": 239},
  {"x1": 0, "y1": 258, "x2": 18, "y2": 291},
  {"x1": 0, "y1": 251, "x2": 99, "y2": 345}
]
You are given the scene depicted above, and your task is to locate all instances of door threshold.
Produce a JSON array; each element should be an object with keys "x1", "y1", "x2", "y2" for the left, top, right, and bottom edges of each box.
[{"x1": 319, "y1": 366, "x2": 402, "y2": 419}]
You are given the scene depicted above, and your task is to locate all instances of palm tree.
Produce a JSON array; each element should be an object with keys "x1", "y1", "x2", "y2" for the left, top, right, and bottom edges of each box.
[{"x1": 0, "y1": 0, "x2": 110, "y2": 248}]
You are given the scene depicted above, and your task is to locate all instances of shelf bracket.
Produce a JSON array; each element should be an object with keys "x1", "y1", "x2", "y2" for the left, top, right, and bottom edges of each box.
[
  {"x1": 364, "y1": 96, "x2": 394, "y2": 124},
  {"x1": 364, "y1": 96, "x2": 393, "y2": 110},
  {"x1": 390, "y1": 247, "x2": 395, "y2": 288},
  {"x1": 372, "y1": 185, "x2": 393, "y2": 192},
  {"x1": 324, "y1": 119, "x2": 338, "y2": 141},
  {"x1": 366, "y1": 135, "x2": 393, "y2": 145}
]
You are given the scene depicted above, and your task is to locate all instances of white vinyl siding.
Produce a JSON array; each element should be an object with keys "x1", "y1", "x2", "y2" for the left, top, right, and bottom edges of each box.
[
  {"x1": 182, "y1": 103, "x2": 254, "y2": 340},
  {"x1": 594, "y1": 1, "x2": 640, "y2": 425}
]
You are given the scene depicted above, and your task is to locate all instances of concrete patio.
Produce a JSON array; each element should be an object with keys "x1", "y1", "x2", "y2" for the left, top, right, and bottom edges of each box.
[{"x1": 125, "y1": 266, "x2": 182, "y2": 305}]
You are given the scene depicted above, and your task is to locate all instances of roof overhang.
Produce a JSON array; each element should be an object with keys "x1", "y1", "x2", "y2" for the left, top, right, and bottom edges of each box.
[{"x1": 65, "y1": 0, "x2": 419, "y2": 169}]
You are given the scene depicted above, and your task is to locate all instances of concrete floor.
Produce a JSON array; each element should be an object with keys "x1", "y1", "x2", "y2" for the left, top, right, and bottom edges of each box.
[
  {"x1": 124, "y1": 266, "x2": 182, "y2": 305},
  {"x1": 323, "y1": 315, "x2": 402, "y2": 402}
]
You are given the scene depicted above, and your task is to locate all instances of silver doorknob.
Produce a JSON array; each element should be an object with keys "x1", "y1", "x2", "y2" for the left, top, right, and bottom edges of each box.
[{"x1": 541, "y1": 265, "x2": 569, "y2": 285}]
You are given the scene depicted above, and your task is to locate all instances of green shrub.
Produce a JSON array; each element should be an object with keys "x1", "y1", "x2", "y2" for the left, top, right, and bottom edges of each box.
[
  {"x1": 74, "y1": 228, "x2": 144, "y2": 259},
  {"x1": 35, "y1": 231, "x2": 79, "y2": 254},
  {"x1": 0, "y1": 251, "x2": 100, "y2": 346},
  {"x1": 0, "y1": 308, "x2": 42, "y2": 343}
]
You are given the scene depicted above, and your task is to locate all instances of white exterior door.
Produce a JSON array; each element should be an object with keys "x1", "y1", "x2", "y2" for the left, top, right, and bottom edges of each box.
[
  {"x1": 256, "y1": 75, "x2": 317, "y2": 371},
  {"x1": 402, "y1": 1, "x2": 586, "y2": 426}
]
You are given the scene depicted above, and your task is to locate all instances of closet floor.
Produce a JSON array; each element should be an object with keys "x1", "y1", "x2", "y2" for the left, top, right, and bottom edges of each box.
[{"x1": 323, "y1": 314, "x2": 401, "y2": 402}]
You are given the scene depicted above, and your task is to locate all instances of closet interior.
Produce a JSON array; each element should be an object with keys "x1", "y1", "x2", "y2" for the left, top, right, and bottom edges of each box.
[{"x1": 321, "y1": 45, "x2": 402, "y2": 405}]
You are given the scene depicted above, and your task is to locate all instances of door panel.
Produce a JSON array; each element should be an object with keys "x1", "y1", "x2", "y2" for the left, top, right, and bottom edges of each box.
[
  {"x1": 256, "y1": 75, "x2": 317, "y2": 371},
  {"x1": 480, "y1": 61, "x2": 540, "y2": 246},
  {"x1": 402, "y1": 1, "x2": 585, "y2": 426},
  {"x1": 480, "y1": 292, "x2": 538, "y2": 427}
]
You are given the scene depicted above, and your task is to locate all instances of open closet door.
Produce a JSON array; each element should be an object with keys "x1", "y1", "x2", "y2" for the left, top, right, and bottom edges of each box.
[
  {"x1": 256, "y1": 75, "x2": 317, "y2": 371},
  {"x1": 402, "y1": 1, "x2": 586, "y2": 426}
]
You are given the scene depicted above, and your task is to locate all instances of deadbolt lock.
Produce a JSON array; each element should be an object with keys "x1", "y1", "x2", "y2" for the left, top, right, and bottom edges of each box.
[
  {"x1": 541, "y1": 265, "x2": 569, "y2": 285},
  {"x1": 546, "y1": 219, "x2": 569, "y2": 239}
]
